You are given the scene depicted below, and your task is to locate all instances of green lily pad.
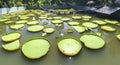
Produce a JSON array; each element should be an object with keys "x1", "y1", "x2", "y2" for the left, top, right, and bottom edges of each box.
[
  {"x1": 2, "y1": 40, "x2": 20, "y2": 51},
  {"x1": 4, "y1": 20, "x2": 14, "y2": 24},
  {"x1": 104, "y1": 19, "x2": 118, "y2": 24},
  {"x1": 82, "y1": 22, "x2": 98, "y2": 28},
  {"x1": 72, "y1": 16, "x2": 81, "y2": 19},
  {"x1": 2, "y1": 32, "x2": 21, "y2": 42},
  {"x1": 58, "y1": 38, "x2": 82, "y2": 56},
  {"x1": 43, "y1": 27, "x2": 55, "y2": 33},
  {"x1": 10, "y1": 24, "x2": 25, "y2": 30},
  {"x1": 22, "y1": 38, "x2": 50, "y2": 59},
  {"x1": 68, "y1": 22, "x2": 80, "y2": 26},
  {"x1": 39, "y1": 16, "x2": 47, "y2": 19},
  {"x1": 101, "y1": 25, "x2": 116, "y2": 32},
  {"x1": 20, "y1": 16, "x2": 29, "y2": 20},
  {"x1": 80, "y1": 34, "x2": 105, "y2": 49},
  {"x1": 47, "y1": 17, "x2": 53, "y2": 20},
  {"x1": 72, "y1": 26, "x2": 85, "y2": 33},
  {"x1": 0, "y1": 19, "x2": 9, "y2": 22},
  {"x1": 92, "y1": 20, "x2": 107, "y2": 25},
  {"x1": 53, "y1": 16, "x2": 62, "y2": 20},
  {"x1": 67, "y1": 29, "x2": 74, "y2": 33},
  {"x1": 51, "y1": 20, "x2": 63, "y2": 24},
  {"x1": 27, "y1": 20, "x2": 39, "y2": 25},
  {"x1": 82, "y1": 15, "x2": 92, "y2": 19},
  {"x1": 27, "y1": 25, "x2": 44, "y2": 32},
  {"x1": 16, "y1": 20, "x2": 28, "y2": 24},
  {"x1": 62, "y1": 18, "x2": 71, "y2": 21},
  {"x1": 116, "y1": 34, "x2": 120, "y2": 40}
]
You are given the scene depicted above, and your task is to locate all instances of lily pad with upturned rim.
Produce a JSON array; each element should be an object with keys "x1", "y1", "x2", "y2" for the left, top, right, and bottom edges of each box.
[
  {"x1": 58, "y1": 38, "x2": 82, "y2": 56},
  {"x1": 72, "y1": 16, "x2": 81, "y2": 20},
  {"x1": 27, "y1": 25, "x2": 44, "y2": 32},
  {"x1": 15, "y1": 20, "x2": 28, "y2": 24},
  {"x1": 61, "y1": 18, "x2": 71, "y2": 21},
  {"x1": 27, "y1": 20, "x2": 39, "y2": 25},
  {"x1": 22, "y1": 38, "x2": 50, "y2": 59},
  {"x1": 80, "y1": 34, "x2": 105, "y2": 49},
  {"x1": 43, "y1": 27, "x2": 55, "y2": 34},
  {"x1": 82, "y1": 22, "x2": 98, "y2": 29},
  {"x1": 72, "y1": 26, "x2": 85, "y2": 33},
  {"x1": 101, "y1": 25, "x2": 116, "y2": 32},
  {"x1": 116, "y1": 34, "x2": 120, "y2": 40},
  {"x1": 92, "y1": 20, "x2": 107, "y2": 25},
  {"x1": 2, "y1": 32, "x2": 21, "y2": 42},
  {"x1": 4, "y1": 20, "x2": 14, "y2": 24},
  {"x1": 68, "y1": 22, "x2": 80, "y2": 26},
  {"x1": 10, "y1": 24, "x2": 25, "y2": 30},
  {"x1": 2, "y1": 40, "x2": 20, "y2": 51},
  {"x1": 51, "y1": 20, "x2": 63, "y2": 24}
]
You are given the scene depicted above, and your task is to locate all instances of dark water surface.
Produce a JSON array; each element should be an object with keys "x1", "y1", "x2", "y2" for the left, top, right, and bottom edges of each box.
[{"x1": 0, "y1": 14, "x2": 120, "y2": 65}]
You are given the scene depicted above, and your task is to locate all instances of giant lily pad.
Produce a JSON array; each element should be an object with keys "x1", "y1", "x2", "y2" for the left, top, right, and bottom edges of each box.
[
  {"x1": 27, "y1": 20, "x2": 39, "y2": 25},
  {"x1": 68, "y1": 22, "x2": 80, "y2": 26},
  {"x1": 80, "y1": 34, "x2": 105, "y2": 49},
  {"x1": 92, "y1": 20, "x2": 107, "y2": 25},
  {"x1": 72, "y1": 16, "x2": 81, "y2": 20},
  {"x1": 116, "y1": 34, "x2": 120, "y2": 40},
  {"x1": 4, "y1": 20, "x2": 14, "y2": 24},
  {"x1": 53, "y1": 16, "x2": 62, "y2": 20},
  {"x1": 101, "y1": 25, "x2": 116, "y2": 32},
  {"x1": 72, "y1": 26, "x2": 85, "y2": 33},
  {"x1": 27, "y1": 25, "x2": 44, "y2": 32},
  {"x1": 51, "y1": 20, "x2": 63, "y2": 24},
  {"x1": 82, "y1": 22, "x2": 98, "y2": 28},
  {"x1": 16, "y1": 20, "x2": 28, "y2": 24},
  {"x1": 104, "y1": 19, "x2": 118, "y2": 24},
  {"x1": 82, "y1": 15, "x2": 92, "y2": 19},
  {"x1": 58, "y1": 38, "x2": 82, "y2": 56},
  {"x1": 2, "y1": 32, "x2": 21, "y2": 42},
  {"x1": 22, "y1": 38, "x2": 50, "y2": 59},
  {"x1": 0, "y1": 19, "x2": 9, "y2": 22},
  {"x1": 2, "y1": 40, "x2": 20, "y2": 51},
  {"x1": 10, "y1": 24, "x2": 25, "y2": 30},
  {"x1": 62, "y1": 18, "x2": 71, "y2": 21}
]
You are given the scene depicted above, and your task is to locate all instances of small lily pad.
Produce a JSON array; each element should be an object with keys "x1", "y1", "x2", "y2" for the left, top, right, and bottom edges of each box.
[
  {"x1": 22, "y1": 38, "x2": 50, "y2": 59},
  {"x1": 67, "y1": 29, "x2": 74, "y2": 33},
  {"x1": 58, "y1": 38, "x2": 82, "y2": 56},
  {"x1": 80, "y1": 34, "x2": 105, "y2": 49},
  {"x1": 2, "y1": 40, "x2": 20, "y2": 51}
]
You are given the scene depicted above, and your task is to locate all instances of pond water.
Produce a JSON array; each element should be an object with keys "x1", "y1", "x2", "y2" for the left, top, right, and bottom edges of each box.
[{"x1": 0, "y1": 11, "x2": 120, "y2": 65}]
